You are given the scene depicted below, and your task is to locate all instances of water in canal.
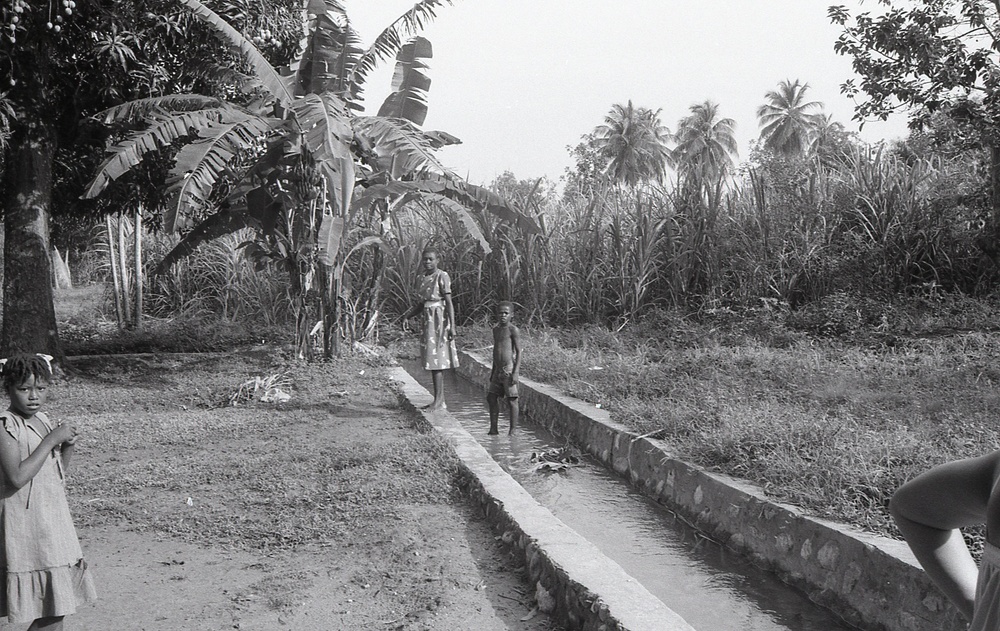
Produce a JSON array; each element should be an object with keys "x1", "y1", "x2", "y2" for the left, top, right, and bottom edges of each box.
[{"x1": 403, "y1": 362, "x2": 858, "y2": 631}]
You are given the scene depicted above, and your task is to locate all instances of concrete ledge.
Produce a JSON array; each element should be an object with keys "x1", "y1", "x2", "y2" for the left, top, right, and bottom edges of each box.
[
  {"x1": 389, "y1": 366, "x2": 694, "y2": 631},
  {"x1": 456, "y1": 350, "x2": 966, "y2": 631}
]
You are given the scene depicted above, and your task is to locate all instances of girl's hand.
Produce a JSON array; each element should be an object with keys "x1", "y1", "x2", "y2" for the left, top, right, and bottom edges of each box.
[{"x1": 52, "y1": 421, "x2": 78, "y2": 445}]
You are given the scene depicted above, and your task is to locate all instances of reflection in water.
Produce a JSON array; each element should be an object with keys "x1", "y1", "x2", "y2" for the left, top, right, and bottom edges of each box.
[{"x1": 404, "y1": 363, "x2": 858, "y2": 631}]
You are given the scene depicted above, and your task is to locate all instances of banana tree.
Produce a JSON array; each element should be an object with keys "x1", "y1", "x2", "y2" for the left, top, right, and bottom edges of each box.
[{"x1": 83, "y1": 0, "x2": 536, "y2": 358}]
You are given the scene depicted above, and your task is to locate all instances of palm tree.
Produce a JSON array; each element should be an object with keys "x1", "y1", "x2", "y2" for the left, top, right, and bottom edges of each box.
[
  {"x1": 668, "y1": 101, "x2": 739, "y2": 299},
  {"x1": 672, "y1": 100, "x2": 738, "y2": 183},
  {"x1": 810, "y1": 113, "x2": 853, "y2": 165},
  {"x1": 593, "y1": 100, "x2": 672, "y2": 187},
  {"x1": 82, "y1": 0, "x2": 535, "y2": 357},
  {"x1": 756, "y1": 79, "x2": 824, "y2": 158}
]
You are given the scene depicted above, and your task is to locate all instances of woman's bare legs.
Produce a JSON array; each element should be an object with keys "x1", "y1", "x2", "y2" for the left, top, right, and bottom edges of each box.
[{"x1": 427, "y1": 370, "x2": 446, "y2": 410}]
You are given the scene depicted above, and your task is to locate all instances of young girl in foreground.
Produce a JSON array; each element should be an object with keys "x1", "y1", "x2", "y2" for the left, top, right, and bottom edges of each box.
[
  {"x1": 890, "y1": 450, "x2": 1000, "y2": 629},
  {"x1": 0, "y1": 354, "x2": 96, "y2": 630}
]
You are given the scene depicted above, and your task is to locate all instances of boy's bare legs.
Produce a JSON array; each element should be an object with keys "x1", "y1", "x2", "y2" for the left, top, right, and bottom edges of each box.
[
  {"x1": 487, "y1": 392, "x2": 500, "y2": 435},
  {"x1": 29, "y1": 617, "x2": 64, "y2": 631},
  {"x1": 508, "y1": 398, "x2": 518, "y2": 435},
  {"x1": 427, "y1": 370, "x2": 446, "y2": 410}
]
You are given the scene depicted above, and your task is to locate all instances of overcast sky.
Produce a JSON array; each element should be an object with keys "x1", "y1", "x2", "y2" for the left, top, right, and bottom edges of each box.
[{"x1": 346, "y1": 1, "x2": 910, "y2": 186}]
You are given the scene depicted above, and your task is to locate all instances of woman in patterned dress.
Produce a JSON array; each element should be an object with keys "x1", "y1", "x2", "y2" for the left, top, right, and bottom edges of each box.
[{"x1": 404, "y1": 248, "x2": 458, "y2": 410}]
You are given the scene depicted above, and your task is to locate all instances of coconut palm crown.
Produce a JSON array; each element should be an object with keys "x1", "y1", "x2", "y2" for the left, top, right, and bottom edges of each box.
[
  {"x1": 756, "y1": 79, "x2": 825, "y2": 158},
  {"x1": 593, "y1": 100, "x2": 672, "y2": 187},
  {"x1": 672, "y1": 100, "x2": 738, "y2": 184}
]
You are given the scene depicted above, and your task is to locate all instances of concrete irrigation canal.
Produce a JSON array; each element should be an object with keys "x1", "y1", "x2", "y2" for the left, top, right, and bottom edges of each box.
[{"x1": 392, "y1": 351, "x2": 965, "y2": 631}]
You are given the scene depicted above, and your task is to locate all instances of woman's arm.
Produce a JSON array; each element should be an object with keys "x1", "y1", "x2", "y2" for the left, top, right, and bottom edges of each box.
[
  {"x1": 0, "y1": 422, "x2": 74, "y2": 489},
  {"x1": 888, "y1": 452, "x2": 1000, "y2": 620},
  {"x1": 444, "y1": 293, "x2": 456, "y2": 340},
  {"x1": 403, "y1": 303, "x2": 422, "y2": 320}
]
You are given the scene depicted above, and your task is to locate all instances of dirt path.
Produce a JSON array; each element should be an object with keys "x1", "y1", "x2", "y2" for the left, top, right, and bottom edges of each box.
[
  {"x1": 2, "y1": 351, "x2": 563, "y2": 631},
  {"x1": 57, "y1": 504, "x2": 554, "y2": 630}
]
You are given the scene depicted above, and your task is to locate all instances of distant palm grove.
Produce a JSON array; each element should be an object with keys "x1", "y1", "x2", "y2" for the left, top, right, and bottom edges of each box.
[{"x1": 421, "y1": 77, "x2": 998, "y2": 329}]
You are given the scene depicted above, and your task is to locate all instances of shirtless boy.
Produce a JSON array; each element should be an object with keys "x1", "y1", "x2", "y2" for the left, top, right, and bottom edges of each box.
[{"x1": 488, "y1": 301, "x2": 521, "y2": 435}]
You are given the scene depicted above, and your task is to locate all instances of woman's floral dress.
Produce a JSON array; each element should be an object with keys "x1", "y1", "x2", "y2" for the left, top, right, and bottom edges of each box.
[{"x1": 415, "y1": 269, "x2": 459, "y2": 370}]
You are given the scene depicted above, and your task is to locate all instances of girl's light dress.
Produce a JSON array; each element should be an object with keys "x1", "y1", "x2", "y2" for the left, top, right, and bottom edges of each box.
[
  {"x1": 416, "y1": 269, "x2": 459, "y2": 371},
  {"x1": 0, "y1": 410, "x2": 96, "y2": 623}
]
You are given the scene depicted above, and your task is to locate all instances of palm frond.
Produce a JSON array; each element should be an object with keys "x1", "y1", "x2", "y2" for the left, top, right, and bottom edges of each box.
[
  {"x1": 419, "y1": 192, "x2": 492, "y2": 254},
  {"x1": 91, "y1": 95, "x2": 226, "y2": 124},
  {"x1": 377, "y1": 36, "x2": 432, "y2": 126},
  {"x1": 346, "y1": 0, "x2": 452, "y2": 97},
  {"x1": 424, "y1": 130, "x2": 461, "y2": 148},
  {"x1": 294, "y1": 0, "x2": 367, "y2": 101},
  {"x1": 292, "y1": 93, "x2": 353, "y2": 161},
  {"x1": 164, "y1": 115, "x2": 279, "y2": 232},
  {"x1": 319, "y1": 158, "x2": 356, "y2": 217},
  {"x1": 83, "y1": 108, "x2": 234, "y2": 199},
  {"x1": 353, "y1": 177, "x2": 541, "y2": 235},
  {"x1": 352, "y1": 116, "x2": 449, "y2": 176},
  {"x1": 317, "y1": 214, "x2": 345, "y2": 266},
  {"x1": 195, "y1": 63, "x2": 267, "y2": 96},
  {"x1": 427, "y1": 177, "x2": 541, "y2": 235},
  {"x1": 154, "y1": 206, "x2": 262, "y2": 274},
  {"x1": 176, "y1": 0, "x2": 295, "y2": 109}
]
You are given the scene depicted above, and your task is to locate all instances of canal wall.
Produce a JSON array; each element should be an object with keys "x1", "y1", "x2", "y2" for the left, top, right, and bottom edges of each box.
[
  {"x1": 455, "y1": 350, "x2": 966, "y2": 631},
  {"x1": 390, "y1": 366, "x2": 696, "y2": 631}
]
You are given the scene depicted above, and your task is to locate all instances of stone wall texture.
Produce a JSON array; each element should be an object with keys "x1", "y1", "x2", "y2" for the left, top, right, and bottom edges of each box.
[
  {"x1": 456, "y1": 350, "x2": 967, "y2": 631},
  {"x1": 390, "y1": 366, "x2": 695, "y2": 631}
]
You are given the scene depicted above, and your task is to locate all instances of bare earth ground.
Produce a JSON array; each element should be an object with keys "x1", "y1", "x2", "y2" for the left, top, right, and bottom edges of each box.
[{"x1": 0, "y1": 310, "x2": 563, "y2": 631}]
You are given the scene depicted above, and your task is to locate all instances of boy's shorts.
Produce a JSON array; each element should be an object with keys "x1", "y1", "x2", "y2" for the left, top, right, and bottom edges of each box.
[{"x1": 488, "y1": 371, "x2": 519, "y2": 398}]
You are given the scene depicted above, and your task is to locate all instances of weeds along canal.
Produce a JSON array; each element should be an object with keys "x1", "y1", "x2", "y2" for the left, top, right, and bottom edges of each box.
[{"x1": 402, "y1": 361, "x2": 858, "y2": 631}]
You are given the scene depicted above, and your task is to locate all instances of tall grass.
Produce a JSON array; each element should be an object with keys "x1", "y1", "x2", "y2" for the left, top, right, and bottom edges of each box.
[
  {"x1": 376, "y1": 142, "x2": 996, "y2": 332},
  {"x1": 142, "y1": 230, "x2": 292, "y2": 326},
  {"x1": 459, "y1": 310, "x2": 1000, "y2": 538},
  {"x1": 72, "y1": 140, "x2": 998, "y2": 347}
]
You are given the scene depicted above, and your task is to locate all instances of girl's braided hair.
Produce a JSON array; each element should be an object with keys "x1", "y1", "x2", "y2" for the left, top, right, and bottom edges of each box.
[{"x1": 0, "y1": 354, "x2": 52, "y2": 389}]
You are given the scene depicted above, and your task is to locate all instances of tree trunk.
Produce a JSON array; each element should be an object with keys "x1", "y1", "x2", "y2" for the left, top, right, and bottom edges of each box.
[
  {"x1": 134, "y1": 205, "x2": 143, "y2": 331},
  {"x1": 119, "y1": 213, "x2": 132, "y2": 326},
  {"x1": 107, "y1": 214, "x2": 124, "y2": 327},
  {"x1": 319, "y1": 264, "x2": 333, "y2": 359},
  {"x1": 1, "y1": 121, "x2": 61, "y2": 359}
]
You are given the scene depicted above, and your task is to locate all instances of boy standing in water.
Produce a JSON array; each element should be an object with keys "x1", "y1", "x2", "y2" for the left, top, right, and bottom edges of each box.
[{"x1": 488, "y1": 301, "x2": 521, "y2": 435}]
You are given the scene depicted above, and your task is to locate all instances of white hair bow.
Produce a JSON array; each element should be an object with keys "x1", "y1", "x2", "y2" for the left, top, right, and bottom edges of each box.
[{"x1": 36, "y1": 354, "x2": 53, "y2": 374}]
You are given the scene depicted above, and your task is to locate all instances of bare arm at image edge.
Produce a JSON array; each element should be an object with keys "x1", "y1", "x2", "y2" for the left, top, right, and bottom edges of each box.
[{"x1": 889, "y1": 452, "x2": 1000, "y2": 620}]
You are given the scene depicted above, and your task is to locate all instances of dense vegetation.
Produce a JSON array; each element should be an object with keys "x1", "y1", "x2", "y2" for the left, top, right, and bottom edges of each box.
[{"x1": 31, "y1": 2, "x2": 1000, "y2": 550}]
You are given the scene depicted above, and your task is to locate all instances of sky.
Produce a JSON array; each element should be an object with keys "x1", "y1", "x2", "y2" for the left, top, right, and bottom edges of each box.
[{"x1": 346, "y1": 1, "x2": 911, "y2": 187}]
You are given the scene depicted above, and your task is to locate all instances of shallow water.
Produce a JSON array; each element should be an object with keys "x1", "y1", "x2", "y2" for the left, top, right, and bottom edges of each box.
[{"x1": 404, "y1": 363, "x2": 858, "y2": 631}]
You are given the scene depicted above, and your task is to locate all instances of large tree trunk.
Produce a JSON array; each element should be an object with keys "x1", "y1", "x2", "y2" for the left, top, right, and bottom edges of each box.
[{"x1": 1, "y1": 121, "x2": 61, "y2": 359}]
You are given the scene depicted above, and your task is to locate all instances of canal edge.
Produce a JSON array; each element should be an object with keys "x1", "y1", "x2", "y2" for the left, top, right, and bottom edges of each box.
[
  {"x1": 453, "y1": 350, "x2": 963, "y2": 631},
  {"x1": 389, "y1": 365, "x2": 696, "y2": 631}
]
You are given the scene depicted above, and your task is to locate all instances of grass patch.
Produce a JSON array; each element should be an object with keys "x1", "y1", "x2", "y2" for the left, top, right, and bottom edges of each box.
[
  {"x1": 58, "y1": 349, "x2": 462, "y2": 553},
  {"x1": 55, "y1": 285, "x2": 999, "y2": 547},
  {"x1": 456, "y1": 302, "x2": 1000, "y2": 542}
]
